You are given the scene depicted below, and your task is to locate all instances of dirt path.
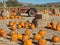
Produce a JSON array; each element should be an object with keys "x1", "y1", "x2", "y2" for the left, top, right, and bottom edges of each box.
[{"x1": 0, "y1": 16, "x2": 60, "y2": 45}]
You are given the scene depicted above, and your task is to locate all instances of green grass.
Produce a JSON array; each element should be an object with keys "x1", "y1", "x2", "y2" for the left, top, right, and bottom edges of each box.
[{"x1": 0, "y1": 6, "x2": 60, "y2": 10}]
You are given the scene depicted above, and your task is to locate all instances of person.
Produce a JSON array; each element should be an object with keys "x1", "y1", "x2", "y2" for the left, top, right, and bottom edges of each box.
[
  {"x1": 52, "y1": 9, "x2": 55, "y2": 14},
  {"x1": 16, "y1": 8, "x2": 21, "y2": 16}
]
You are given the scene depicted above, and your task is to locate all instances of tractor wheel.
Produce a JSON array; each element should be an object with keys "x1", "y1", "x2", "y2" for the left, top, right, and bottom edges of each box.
[{"x1": 27, "y1": 8, "x2": 37, "y2": 17}]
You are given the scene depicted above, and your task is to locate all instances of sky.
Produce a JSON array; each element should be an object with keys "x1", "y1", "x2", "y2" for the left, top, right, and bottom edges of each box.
[
  {"x1": 18, "y1": 0, "x2": 60, "y2": 4},
  {"x1": 0, "y1": 0, "x2": 60, "y2": 4}
]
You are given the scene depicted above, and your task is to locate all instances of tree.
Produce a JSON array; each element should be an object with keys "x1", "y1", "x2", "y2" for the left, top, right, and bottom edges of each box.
[
  {"x1": 6, "y1": 0, "x2": 19, "y2": 7},
  {"x1": 34, "y1": 4, "x2": 41, "y2": 7}
]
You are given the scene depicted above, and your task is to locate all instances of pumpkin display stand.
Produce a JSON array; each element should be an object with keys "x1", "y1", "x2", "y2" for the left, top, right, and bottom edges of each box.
[{"x1": 32, "y1": 14, "x2": 51, "y2": 28}]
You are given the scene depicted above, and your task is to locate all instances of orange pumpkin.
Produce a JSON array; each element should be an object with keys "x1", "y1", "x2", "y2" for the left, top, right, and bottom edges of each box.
[
  {"x1": 24, "y1": 39, "x2": 32, "y2": 45},
  {"x1": 38, "y1": 38, "x2": 46, "y2": 45},
  {"x1": 10, "y1": 15, "x2": 15, "y2": 19},
  {"x1": 38, "y1": 30, "x2": 46, "y2": 36},
  {"x1": 3, "y1": 16, "x2": 8, "y2": 20},
  {"x1": 30, "y1": 24, "x2": 35, "y2": 29},
  {"x1": 0, "y1": 16, "x2": 2, "y2": 19},
  {"x1": 47, "y1": 23, "x2": 52, "y2": 29},
  {"x1": 9, "y1": 21, "x2": 15, "y2": 27},
  {"x1": 52, "y1": 35, "x2": 60, "y2": 43},
  {"x1": 10, "y1": 31, "x2": 16, "y2": 36},
  {"x1": 24, "y1": 23, "x2": 29, "y2": 29},
  {"x1": 56, "y1": 24, "x2": 60, "y2": 31},
  {"x1": 17, "y1": 24, "x2": 22, "y2": 29},
  {"x1": 12, "y1": 25, "x2": 16, "y2": 31},
  {"x1": 0, "y1": 29, "x2": 5, "y2": 33},
  {"x1": 15, "y1": 16, "x2": 21, "y2": 19},
  {"x1": 57, "y1": 23, "x2": 60, "y2": 25},
  {"x1": 17, "y1": 33, "x2": 23, "y2": 40},
  {"x1": 1, "y1": 32, "x2": 7, "y2": 38},
  {"x1": 20, "y1": 21, "x2": 25, "y2": 28},
  {"x1": 11, "y1": 34, "x2": 18, "y2": 42},
  {"x1": 0, "y1": 29, "x2": 2, "y2": 33},
  {"x1": 52, "y1": 22, "x2": 57, "y2": 30},
  {"x1": 0, "y1": 29, "x2": 7, "y2": 38},
  {"x1": 28, "y1": 23, "x2": 31, "y2": 27},
  {"x1": 33, "y1": 34, "x2": 42, "y2": 41},
  {"x1": 43, "y1": 9, "x2": 47, "y2": 14},
  {"x1": 22, "y1": 35, "x2": 29, "y2": 42},
  {"x1": 25, "y1": 30, "x2": 30, "y2": 37}
]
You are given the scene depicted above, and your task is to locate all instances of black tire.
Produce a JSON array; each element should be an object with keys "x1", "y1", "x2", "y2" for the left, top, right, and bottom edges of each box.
[{"x1": 27, "y1": 8, "x2": 37, "y2": 17}]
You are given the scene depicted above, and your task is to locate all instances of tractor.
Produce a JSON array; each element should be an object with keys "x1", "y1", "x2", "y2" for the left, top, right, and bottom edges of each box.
[
  {"x1": 10, "y1": 6, "x2": 38, "y2": 17},
  {"x1": 2, "y1": 0, "x2": 38, "y2": 17}
]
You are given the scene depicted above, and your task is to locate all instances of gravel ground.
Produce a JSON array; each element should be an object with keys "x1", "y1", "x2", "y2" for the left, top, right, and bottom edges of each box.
[{"x1": 0, "y1": 15, "x2": 60, "y2": 45}]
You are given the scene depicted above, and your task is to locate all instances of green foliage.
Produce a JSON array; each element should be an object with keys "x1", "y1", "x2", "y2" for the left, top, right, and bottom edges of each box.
[
  {"x1": 6, "y1": 0, "x2": 22, "y2": 7},
  {"x1": 34, "y1": 4, "x2": 41, "y2": 7},
  {"x1": 0, "y1": 2, "x2": 2, "y2": 7}
]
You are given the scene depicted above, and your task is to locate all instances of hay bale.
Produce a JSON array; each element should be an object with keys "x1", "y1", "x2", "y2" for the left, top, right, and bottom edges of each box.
[
  {"x1": 32, "y1": 19, "x2": 49, "y2": 28},
  {"x1": 35, "y1": 14, "x2": 50, "y2": 21},
  {"x1": 32, "y1": 14, "x2": 50, "y2": 28}
]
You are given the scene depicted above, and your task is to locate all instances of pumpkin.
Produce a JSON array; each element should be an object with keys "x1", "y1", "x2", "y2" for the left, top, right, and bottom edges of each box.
[
  {"x1": 24, "y1": 39, "x2": 32, "y2": 45},
  {"x1": 24, "y1": 23, "x2": 29, "y2": 29},
  {"x1": 12, "y1": 25, "x2": 16, "y2": 31},
  {"x1": 30, "y1": 24, "x2": 35, "y2": 29},
  {"x1": 52, "y1": 35, "x2": 60, "y2": 43},
  {"x1": 10, "y1": 31, "x2": 16, "y2": 36},
  {"x1": 56, "y1": 24, "x2": 60, "y2": 31},
  {"x1": 22, "y1": 35, "x2": 29, "y2": 42},
  {"x1": 43, "y1": 9, "x2": 47, "y2": 14},
  {"x1": 0, "y1": 29, "x2": 2, "y2": 33},
  {"x1": 38, "y1": 30, "x2": 46, "y2": 36},
  {"x1": 10, "y1": 15, "x2": 15, "y2": 19},
  {"x1": 9, "y1": 21, "x2": 15, "y2": 27},
  {"x1": 11, "y1": 34, "x2": 18, "y2": 42},
  {"x1": 0, "y1": 16, "x2": 2, "y2": 19},
  {"x1": 0, "y1": 29, "x2": 5, "y2": 33},
  {"x1": 47, "y1": 23, "x2": 52, "y2": 29},
  {"x1": 38, "y1": 38, "x2": 46, "y2": 45},
  {"x1": 28, "y1": 23, "x2": 31, "y2": 27},
  {"x1": 57, "y1": 23, "x2": 60, "y2": 25},
  {"x1": 25, "y1": 30, "x2": 30, "y2": 37},
  {"x1": 17, "y1": 24, "x2": 22, "y2": 29},
  {"x1": 33, "y1": 34, "x2": 42, "y2": 41},
  {"x1": 15, "y1": 16, "x2": 21, "y2": 19},
  {"x1": 1, "y1": 32, "x2": 7, "y2": 38},
  {"x1": 0, "y1": 29, "x2": 7, "y2": 38},
  {"x1": 17, "y1": 33, "x2": 23, "y2": 40},
  {"x1": 3, "y1": 16, "x2": 8, "y2": 20},
  {"x1": 20, "y1": 21, "x2": 25, "y2": 28},
  {"x1": 52, "y1": 22, "x2": 57, "y2": 30}
]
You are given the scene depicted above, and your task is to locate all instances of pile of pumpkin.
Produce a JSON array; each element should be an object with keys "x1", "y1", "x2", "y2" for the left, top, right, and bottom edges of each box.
[
  {"x1": 10, "y1": 30, "x2": 47, "y2": 45},
  {"x1": 49, "y1": 14, "x2": 60, "y2": 16},
  {"x1": 9, "y1": 15, "x2": 23, "y2": 19},
  {"x1": 46, "y1": 22, "x2": 60, "y2": 31},
  {"x1": 9, "y1": 29, "x2": 60, "y2": 45},
  {"x1": 0, "y1": 15, "x2": 23, "y2": 20},
  {"x1": 0, "y1": 28, "x2": 60, "y2": 45},
  {"x1": 9, "y1": 21, "x2": 35, "y2": 31}
]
